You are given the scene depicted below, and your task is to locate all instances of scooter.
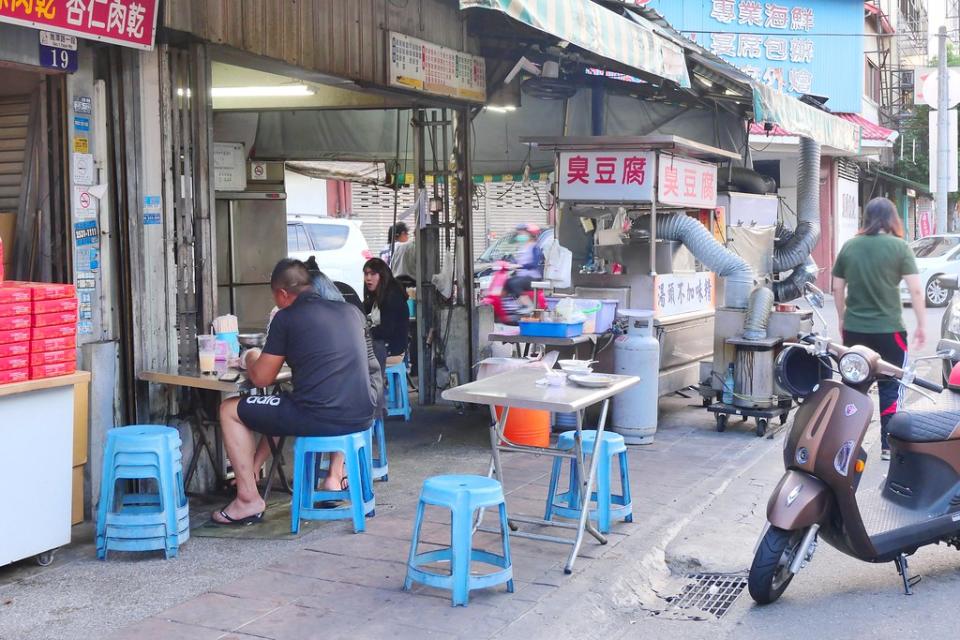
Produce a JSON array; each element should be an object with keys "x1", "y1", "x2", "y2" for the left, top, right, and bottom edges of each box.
[
  {"x1": 748, "y1": 324, "x2": 960, "y2": 604},
  {"x1": 481, "y1": 261, "x2": 545, "y2": 325}
]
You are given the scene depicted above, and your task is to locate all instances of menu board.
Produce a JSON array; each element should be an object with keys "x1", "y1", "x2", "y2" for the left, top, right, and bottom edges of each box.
[{"x1": 388, "y1": 32, "x2": 486, "y2": 103}]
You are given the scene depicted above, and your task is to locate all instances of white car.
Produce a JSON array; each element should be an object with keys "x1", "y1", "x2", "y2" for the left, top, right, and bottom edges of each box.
[
  {"x1": 287, "y1": 215, "x2": 371, "y2": 299},
  {"x1": 900, "y1": 234, "x2": 960, "y2": 307}
]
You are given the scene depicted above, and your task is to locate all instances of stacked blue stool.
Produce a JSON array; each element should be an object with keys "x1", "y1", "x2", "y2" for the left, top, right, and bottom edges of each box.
[
  {"x1": 365, "y1": 417, "x2": 388, "y2": 481},
  {"x1": 291, "y1": 429, "x2": 375, "y2": 534},
  {"x1": 404, "y1": 475, "x2": 514, "y2": 607},
  {"x1": 385, "y1": 361, "x2": 412, "y2": 421},
  {"x1": 96, "y1": 425, "x2": 189, "y2": 560},
  {"x1": 544, "y1": 430, "x2": 633, "y2": 534}
]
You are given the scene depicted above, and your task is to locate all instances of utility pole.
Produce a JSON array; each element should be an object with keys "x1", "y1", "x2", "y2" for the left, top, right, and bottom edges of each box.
[{"x1": 936, "y1": 26, "x2": 950, "y2": 232}]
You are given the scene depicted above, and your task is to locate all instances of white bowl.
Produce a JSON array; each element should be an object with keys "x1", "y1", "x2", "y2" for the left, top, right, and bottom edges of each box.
[{"x1": 558, "y1": 359, "x2": 594, "y2": 373}]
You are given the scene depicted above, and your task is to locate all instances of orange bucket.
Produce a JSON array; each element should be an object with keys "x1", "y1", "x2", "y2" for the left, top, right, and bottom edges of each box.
[{"x1": 495, "y1": 406, "x2": 551, "y2": 447}]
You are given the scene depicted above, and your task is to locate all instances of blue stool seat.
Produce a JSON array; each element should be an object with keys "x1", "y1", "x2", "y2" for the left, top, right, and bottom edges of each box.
[
  {"x1": 365, "y1": 418, "x2": 388, "y2": 481},
  {"x1": 385, "y1": 362, "x2": 412, "y2": 421},
  {"x1": 291, "y1": 430, "x2": 375, "y2": 534},
  {"x1": 404, "y1": 475, "x2": 513, "y2": 607},
  {"x1": 96, "y1": 425, "x2": 189, "y2": 560},
  {"x1": 544, "y1": 430, "x2": 633, "y2": 534}
]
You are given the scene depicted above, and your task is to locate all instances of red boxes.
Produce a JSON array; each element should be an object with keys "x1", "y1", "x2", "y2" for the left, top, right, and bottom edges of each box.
[
  {"x1": 0, "y1": 368, "x2": 29, "y2": 384},
  {"x1": 0, "y1": 315, "x2": 30, "y2": 331},
  {"x1": 0, "y1": 341, "x2": 29, "y2": 358},
  {"x1": 0, "y1": 285, "x2": 31, "y2": 304},
  {"x1": 0, "y1": 354, "x2": 30, "y2": 371},
  {"x1": 31, "y1": 361, "x2": 76, "y2": 379},
  {"x1": 0, "y1": 328, "x2": 30, "y2": 345},
  {"x1": 33, "y1": 310, "x2": 77, "y2": 327},
  {"x1": 0, "y1": 279, "x2": 78, "y2": 382}
]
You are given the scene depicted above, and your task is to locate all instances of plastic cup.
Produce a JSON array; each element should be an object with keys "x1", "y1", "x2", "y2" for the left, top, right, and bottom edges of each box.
[{"x1": 197, "y1": 335, "x2": 217, "y2": 373}]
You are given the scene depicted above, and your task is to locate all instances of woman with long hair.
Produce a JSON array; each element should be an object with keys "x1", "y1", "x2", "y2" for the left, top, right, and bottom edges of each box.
[
  {"x1": 832, "y1": 196, "x2": 926, "y2": 460},
  {"x1": 363, "y1": 257, "x2": 408, "y2": 365}
]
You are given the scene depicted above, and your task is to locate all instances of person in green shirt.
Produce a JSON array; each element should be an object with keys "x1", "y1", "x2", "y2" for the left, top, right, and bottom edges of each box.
[{"x1": 832, "y1": 196, "x2": 926, "y2": 460}]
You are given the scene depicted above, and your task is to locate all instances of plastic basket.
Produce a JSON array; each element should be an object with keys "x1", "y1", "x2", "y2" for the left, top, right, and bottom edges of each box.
[
  {"x1": 544, "y1": 297, "x2": 611, "y2": 333},
  {"x1": 518, "y1": 321, "x2": 584, "y2": 338}
]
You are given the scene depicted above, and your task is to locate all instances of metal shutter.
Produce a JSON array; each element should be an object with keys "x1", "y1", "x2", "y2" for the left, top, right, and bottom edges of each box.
[
  {"x1": 350, "y1": 179, "x2": 552, "y2": 262},
  {"x1": 0, "y1": 96, "x2": 30, "y2": 213},
  {"x1": 836, "y1": 158, "x2": 860, "y2": 182}
]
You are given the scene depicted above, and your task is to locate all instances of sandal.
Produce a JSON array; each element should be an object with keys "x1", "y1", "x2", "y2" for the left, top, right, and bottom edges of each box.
[{"x1": 212, "y1": 507, "x2": 264, "y2": 526}]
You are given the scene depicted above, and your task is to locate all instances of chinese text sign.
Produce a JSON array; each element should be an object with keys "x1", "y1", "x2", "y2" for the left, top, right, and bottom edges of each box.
[
  {"x1": 657, "y1": 154, "x2": 718, "y2": 209},
  {"x1": 646, "y1": 0, "x2": 862, "y2": 113},
  {"x1": 654, "y1": 272, "x2": 716, "y2": 317},
  {"x1": 557, "y1": 151, "x2": 656, "y2": 202},
  {"x1": 0, "y1": 0, "x2": 159, "y2": 50}
]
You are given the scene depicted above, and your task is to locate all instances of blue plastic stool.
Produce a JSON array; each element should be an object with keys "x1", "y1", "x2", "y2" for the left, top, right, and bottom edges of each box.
[
  {"x1": 403, "y1": 475, "x2": 514, "y2": 607},
  {"x1": 385, "y1": 361, "x2": 412, "y2": 421},
  {"x1": 291, "y1": 430, "x2": 375, "y2": 534},
  {"x1": 96, "y1": 425, "x2": 189, "y2": 560},
  {"x1": 544, "y1": 430, "x2": 633, "y2": 534},
  {"x1": 365, "y1": 417, "x2": 388, "y2": 481}
]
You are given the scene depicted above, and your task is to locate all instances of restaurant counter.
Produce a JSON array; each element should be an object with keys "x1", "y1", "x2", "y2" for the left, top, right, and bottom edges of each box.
[{"x1": 0, "y1": 371, "x2": 90, "y2": 568}]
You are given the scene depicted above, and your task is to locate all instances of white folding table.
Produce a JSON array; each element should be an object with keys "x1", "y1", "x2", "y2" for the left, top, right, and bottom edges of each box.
[{"x1": 442, "y1": 366, "x2": 639, "y2": 573}]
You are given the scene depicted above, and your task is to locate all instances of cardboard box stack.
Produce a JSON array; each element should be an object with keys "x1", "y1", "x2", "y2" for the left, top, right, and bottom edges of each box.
[{"x1": 0, "y1": 281, "x2": 77, "y2": 382}]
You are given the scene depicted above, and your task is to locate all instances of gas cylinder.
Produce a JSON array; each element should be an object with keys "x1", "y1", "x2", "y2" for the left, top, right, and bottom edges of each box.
[{"x1": 612, "y1": 309, "x2": 660, "y2": 444}]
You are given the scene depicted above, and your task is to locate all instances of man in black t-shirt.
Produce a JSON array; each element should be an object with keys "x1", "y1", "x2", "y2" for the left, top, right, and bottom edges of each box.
[{"x1": 213, "y1": 259, "x2": 378, "y2": 526}]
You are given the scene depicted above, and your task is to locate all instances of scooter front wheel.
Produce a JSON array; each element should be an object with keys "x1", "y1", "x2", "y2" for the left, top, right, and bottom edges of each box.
[{"x1": 748, "y1": 526, "x2": 805, "y2": 604}]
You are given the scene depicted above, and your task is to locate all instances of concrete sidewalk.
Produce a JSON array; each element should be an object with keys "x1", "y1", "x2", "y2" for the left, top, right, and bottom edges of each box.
[
  {"x1": 105, "y1": 396, "x2": 776, "y2": 640},
  {"x1": 0, "y1": 394, "x2": 777, "y2": 640}
]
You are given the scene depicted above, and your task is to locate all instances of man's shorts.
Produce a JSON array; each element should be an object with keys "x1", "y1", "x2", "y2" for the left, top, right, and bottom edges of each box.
[{"x1": 236, "y1": 394, "x2": 365, "y2": 437}]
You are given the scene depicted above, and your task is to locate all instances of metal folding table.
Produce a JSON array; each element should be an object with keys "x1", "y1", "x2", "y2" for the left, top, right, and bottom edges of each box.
[
  {"x1": 442, "y1": 366, "x2": 639, "y2": 573},
  {"x1": 487, "y1": 331, "x2": 598, "y2": 359},
  {"x1": 138, "y1": 367, "x2": 292, "y2": 499}
]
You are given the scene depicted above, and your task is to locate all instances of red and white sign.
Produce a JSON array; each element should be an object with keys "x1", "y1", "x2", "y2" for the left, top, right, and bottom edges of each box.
[
  {"x1": 918, "y1": 198, "x2": 934, "y2": 238},
  {"x1": 0, "y1": 0, "x2": 159, "y2": 51},
  {"x1": 657, "y1": 154, "x2": 718, "y2": 209},
  {"x1": 557, "y1": 151, "x2": 656, "y2": 202}
]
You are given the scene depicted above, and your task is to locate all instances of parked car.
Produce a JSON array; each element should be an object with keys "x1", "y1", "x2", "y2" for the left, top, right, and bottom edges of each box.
[
  {"x1": 475, "y1": 227, "x2": 554, "y2": 292},
  {"x1": 900, "y1": 234, "x2": 960, "y2": 307},
  {"x1": 287, "y1": 215, "x2": 371, "y2": 298}
]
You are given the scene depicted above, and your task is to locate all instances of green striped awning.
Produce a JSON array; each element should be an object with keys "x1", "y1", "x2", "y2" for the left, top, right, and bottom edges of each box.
[
  {"x1": 460, "y1": 0, "x2": 691, "y2": 88},
  {"x1": 752, "y1": 83, "x2": 861, "y2": 154}
]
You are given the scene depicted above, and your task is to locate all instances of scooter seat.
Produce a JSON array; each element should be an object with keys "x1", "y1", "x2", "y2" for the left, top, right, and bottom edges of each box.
[{"x1": 887, "y1": 409, "x2": 960, "y2": 443}]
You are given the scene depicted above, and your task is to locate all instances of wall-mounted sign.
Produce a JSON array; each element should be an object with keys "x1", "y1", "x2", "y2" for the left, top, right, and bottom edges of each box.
[
  {"x1": 72, "y1": 152, "x2": 94, "y2": 186},
  {"x1": 143, "y1": 195, "x2": 162, "y2": 225},
  {"x1": 73, "y1": 219, "x2": 99, "y2": 247},
  {"x1": 653, "y1": 272, "x2": 716, "y2": 318},
  {"x1": 1, "y1": 0, "x2": 159, "y2": 50},
  {"x1": 73, "y1": 116, "x2": 90, "y2": 132},
  {"x1": 387, "y1": 31, "x2": 486, "y2": 102},
  {"x1": 657, "y1": 154, "x2": 718, "y2": 210},
  {"x1": 214, "y1": 142, "x2": 247, "y2": 192},
  {"x1": 250, "y1": 161, "x2": 267, "y2": 181},
  {"x1": 834, "y1": 175, "x2": 859, "y2": 250},
  {"x1": 38, "y1": 30, "x2": 78, "y2": 72},
  {"x1": 557, "y1": 151, "x2": 656, "y2": 202},
  {"x1": 73, "y1": 185, "x2": 98, "y2": 218},
  {"x1": 73, "y1": 96, "x2": 92, "y2": 114},
  {"x1": 73, "y1": 136, "x2": 88, "y2": 153},
  {"x1": 647, "y1": 0, "x2": 863, "y2": 112}
]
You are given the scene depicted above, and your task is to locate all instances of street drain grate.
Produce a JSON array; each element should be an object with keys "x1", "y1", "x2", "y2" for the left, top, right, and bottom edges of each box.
[{"x1": 665, "y1": 573, "x2": 748, "y2": 619}]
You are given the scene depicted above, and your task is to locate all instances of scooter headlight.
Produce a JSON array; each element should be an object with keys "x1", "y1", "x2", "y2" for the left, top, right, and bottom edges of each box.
[{"x1": 839, "y1": 352, "x2": 870, "y2": 384}]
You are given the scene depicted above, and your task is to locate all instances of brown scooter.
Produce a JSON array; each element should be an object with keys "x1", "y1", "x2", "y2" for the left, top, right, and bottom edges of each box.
[{"x1": 748, "y1": 332, "x2": 960, "y2": 604}]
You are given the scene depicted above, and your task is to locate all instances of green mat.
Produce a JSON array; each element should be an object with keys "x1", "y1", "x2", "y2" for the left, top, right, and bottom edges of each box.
[{"x1": 190, "y1": 496, "x2": 324, "y2": 540}]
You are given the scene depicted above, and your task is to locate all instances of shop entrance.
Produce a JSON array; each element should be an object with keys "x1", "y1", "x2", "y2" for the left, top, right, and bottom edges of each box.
[{"x1": 0, "y1": 63, "x2": 70, "y2": 283}]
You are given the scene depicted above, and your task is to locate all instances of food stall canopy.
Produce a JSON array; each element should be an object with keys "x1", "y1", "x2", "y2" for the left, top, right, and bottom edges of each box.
[
  {"x1": 459, "y1": 0, "x2": 691, "y2": 88},
  {"x1": 751, "y1": 83, "x2": 861, "y2": 155},
  {"x1": 252, "y1": 92, "x2": 745, "y2": 176},
  {"x1": 286, "y1": 161, "x2": 388, "y2": 186}
]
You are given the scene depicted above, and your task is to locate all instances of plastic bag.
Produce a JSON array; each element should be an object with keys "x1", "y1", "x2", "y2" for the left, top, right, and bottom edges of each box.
[{"x1": 544, "y1": 241, "x2": 573, "y2": 288}]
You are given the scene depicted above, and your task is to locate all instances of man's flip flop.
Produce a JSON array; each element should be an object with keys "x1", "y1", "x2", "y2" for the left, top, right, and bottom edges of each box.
[{"x1": 213, "y1": 508, "x2": 264, "y2": 526}]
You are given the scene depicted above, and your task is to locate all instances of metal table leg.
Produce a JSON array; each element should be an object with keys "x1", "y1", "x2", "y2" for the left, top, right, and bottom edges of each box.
[
  {"x1": 261, "y1": 436, "x2": 291, "y2": 500},
  {"x1": 565, "y1": 399, "x2": 610, "y2": 574}
]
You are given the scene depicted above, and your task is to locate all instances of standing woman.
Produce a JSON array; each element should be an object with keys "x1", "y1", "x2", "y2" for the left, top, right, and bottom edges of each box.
[
  {"x1": 832, "y1": 197, "x2": 926, "y2": 460},
  {"x1": 363, "y1": 258, "x2": 409, "y2": 365}
]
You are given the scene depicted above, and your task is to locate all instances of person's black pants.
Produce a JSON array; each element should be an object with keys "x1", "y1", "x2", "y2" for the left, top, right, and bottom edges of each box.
[
  {"x1": 505, "y1": 275, "x2": 533, "y2": 299},
  {"x1": 842, "y1": 329, "x2": 908, "y2": 449}
]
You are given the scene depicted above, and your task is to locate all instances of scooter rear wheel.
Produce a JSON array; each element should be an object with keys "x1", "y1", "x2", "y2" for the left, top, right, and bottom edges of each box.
[{"x1": 748, "y1": 526, "x2": 804, "y2": 604}]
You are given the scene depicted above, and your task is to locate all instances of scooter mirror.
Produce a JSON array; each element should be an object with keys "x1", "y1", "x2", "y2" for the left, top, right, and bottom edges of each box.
[{"x1": 937, "y1": 339, "x2": 960, "y2": 357}]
